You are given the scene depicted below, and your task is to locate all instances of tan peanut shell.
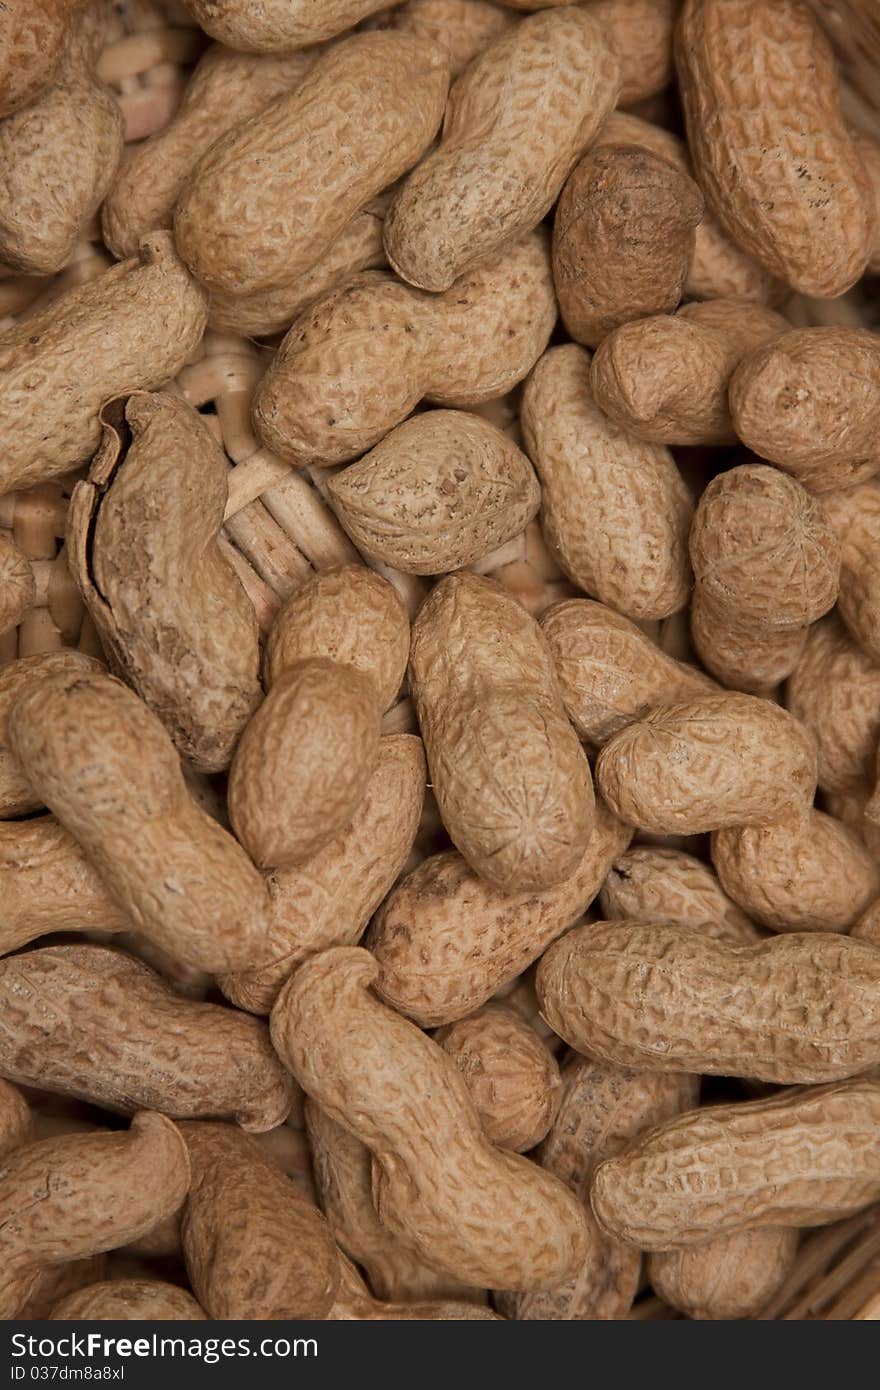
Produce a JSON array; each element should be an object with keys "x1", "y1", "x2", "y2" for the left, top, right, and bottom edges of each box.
[
  {"x1": 649, "y1": 1228, "x2": 799, "y2": 1321},
  {"x1": 0, "y1": 234, "x2": 207, "y2": 496},
  {"x1": 498, "y1": 1056, "x2": 698, "y2": 1321},
  {"x1": 328, "y1": 410, "x2": 541, "y2": 575},
  {"x1": 676, "y1": 0, "x2": 874, "y2": 296},
  {"x1": 730, "y1": 328, "x2": 880, "y2": 493},
  {"x1": 0, "y1": 3, "x2": 122, "y2": 276},
  {"x1": 0, "y1": 0, "x2": 81, "y2": 120},
  {"x1": 589, "y1": 299, "x2": 788, "y2": 445},
  {"x1": 0, "y1": 1112, "x2": 189, "y2": 1318},
  {"x1": 856, "y1": 132, "x2": 880, "y2": 275},
  {"x1": 409, "y1": 572, "x2": 595, "y2": 892},
  {"x1": 183, "y1": 0, "x2": 405, "y2": 48},
  {"x1": 690, "y1": 590, "x2": 808, "y2": 694},
  {"x1": 0, "y1": 653, "x2": 103, "y2": 817},
  {"x1": 0, "y1": 818, "x2": 128, "y2": 954},
  {"x1": 552, "y1": 144, "x2": 702, "y2": 349},
  {"x1": 222, "y1": 734, "x2": 424, "y2": 1014},
  {"x1": 711, "y1": 810, "x2": 880, "y2": 934},
  {"x1": 368, "y1": 795, "x2": 631, "y2": 1027},
  {"x1": 0, "y1": 1081, "x2": 32, "y2": 1159},
  {"x1": 252, "y1": 234, "x2": 556, "y2": 468},
  {"x1": 306, "y1": 1100, "x2": 473, "y2": 1304},
  {"x1": 592, "y1": 1079, "x2": 880, "y2": 1249},
  {"x1": 272, "y1": 947, "x2": 590, "y2": 1291},
  {"x1": 827, "y1": 784, "x2": 880, "y2": 861},
  {"x1": 821, "y1": 480, "x2": 880, "y2": 665},
  {"x1": 537, "y1": 920, "x2": 880, "y2": 1084},
  {"x1": 786, "y1": 615, "x2": 880, "y2": 794},
  {"x1": 586, "y1": 0, "x2": 676, "y2": 105},
  {"x1": 68, "y1": 392, "x2": 261, "y2": 773},
  {"x1": 0, "y1": 535, "x2": 34, "y2": 640},
  {"x1": 175, "y1": 32, "x2": 449, "y2": 296},
  {"x1": 102, "y1": 45, "x2": 317, "y2": 260},
  {"x1": 596, "y1": 691, "x2": 818, "y2": 834},
  {"x1": 331, "y1": 1253, "x2": 499, "y2": 1320},
  {"x1": 521, "y1": 344, "x2": 693, "y2": 621},
  {"x1": 436, "y1": 1004, "x2": 562, "y2": 1153},
  {"x1": 8, "y1": 669, "x2": 270, "y2": 975},
  {"x1": 228, "y1": 659, "x2": 381, "y2": 870},
  {"x1": 373, "y1": 0, "x2": 515, "y2": 76},
  {"x1": 599, "y1": 846, "x2": 761, "y2": 945},
  {"x1": 181, "y1": 1121, "x2": 339, "y2": 1321},
  {"x1": 384, "y1": 8, "x2": 620, "y2": 292},
  {"x1": 0, "y1": 945, "x2": 295, "y2": 1131},
  {"x1": 52, "y1": 1280, "x2": 206, "y2": 1320},
  {"x1": 20, "y1": 1258, "x2": 108, "y2": 1322},
  {"x1": 539, "y1": 599, "x2": 716, "y2": 745}
]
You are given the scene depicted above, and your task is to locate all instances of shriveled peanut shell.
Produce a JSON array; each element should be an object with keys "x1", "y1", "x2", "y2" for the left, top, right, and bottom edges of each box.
[
  {"x1": 540, "y1": 599, "x2": 715, "y2": 745},
  {"x1": 68, "y1": 392, "x2": 260, "y2": 773},
  {"x1": 521, "y1": 344, "x2": 693, "y2": 621},
  {"x1": 52, "y1": 1280, "x2": 206, "y2": 1320},
  {"x1": 676, "y1": 0, "x2": 874, "y2": 297},
  {"x1": 181, "y1": 1121, "x2": 339, "y2": 1321},
  {"x1": 0, "y1": 1113, "x2": 190, "y2": 1318},
  {"x1": 0, "y1": 234, "x2": 207, "y2": 496},
  {"x1": 0, "y1": 818, "x2": 128, "y2": 954},
  {"x1": 590, "y1": 299, "x2": 788, "y2": 445},
  {"x1": 712, "y1": 810, "x2": 880, "y2": 934},
  {"x1": 597, "y1": 692, "x2": 818, "y2": 834},
  {"x1": 409, "y1": 572, "x2": 595, "y2": 892},
  {"x1": 822, "y1": 480, "x2": 880, "y2": 665},
  {"x1": 328, "y1": 410, "x2": 540, "y2": 575},
  {"x1": 222, "y1": 734, "x2": 424, "y2": 1014},
  {"x1": 102, "y1": 45, "x2": 316, "y2": 260},
  {"x1": 384, "y1": 9, "x2": 620, "y2": 292},
  {"x1": 273, "y1": 947, "x2": 590, "y2": 1291},
  {"x1": 175, "y1": 33, "x2": 449, "y2": 296},
  {"x1": 331, "y1": 1253, "x2": 499, "y2": 1320},
  {"x1": 585, "y1": 0, "x2": 676, "y2": 105},
  {"x1": 729, "y1": 328, "x2": 880, "y2": 493},
  {"x1": 228, "y1": 659, "x2": 381, "y2": 870},
  {"x1": 599, "y1": 846, "x2": 760, "y2": 945},
  {"x1": 497, "y1": 1056, "x2": 699, "y2": 1321},
  {"x1": 437, "y1": 1004, "x2": 562, "y2": 1152},
  {"x1": 306, "y1": 1100, "x2": 474, "y2": 1304},
  {"x1": 0, "y1": 0, "x2": 81, "y2": 120},
  {"x1": 0, "y1": 3, "x2": 122, "y2": 276},
  {"x1": 0, "y1": 654, "x2": 103, "y2": 818},
  {"x1": 8, "y1": 670, "x2": 270, "y2": 975},
  {"x1": 592, "y1": 1079, "x2": 880, "y2": 1248},
  {"x1": 552, "y1": 144, "x2": 702, "y2": 349},
  {"x1": 0, "y1": 945, "x2": 295, "y2": 1131},
  {"x1": 0, "y1": 535, "x2": 34, "y2": 639},
  {"x1": 649, "y1": 1228, "x2": 799, "y2": 1321},
  {"x1": 371, "y1": 0, "x2": 515, "y2": 76},
  {"x1": 253, "y1": 235, "x2": 556, "y2": 467},
  {"x1": 369, "y1": 795, "x2": 631, "y2": 1027},
  {"x1": 182, "y1": 0, "x2": 406, "y2": 48},
  {"x1": 537, "y1": 921, "x2": 880, "y2": 1083},
  {"x1": 786, "y1": 615, "x2": 880, "y2": 794}
]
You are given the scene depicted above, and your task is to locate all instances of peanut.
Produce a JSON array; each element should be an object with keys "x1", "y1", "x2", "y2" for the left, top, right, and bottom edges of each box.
[
  {"x1": 408, "y1": 572, "x2": 595, "y2": 892},
  {"x1": 584, "y1": 0, "x2": 677, "y2": 106},
  {"x1": 648, "y1": 1228, "x2": 799, "y2": 1321},
  {"x1": 821, "y1": 480, "x2": 880, "y2": 664},
  {"x1": 786, "y1": 615, "x2": 880, "y2": 794},
  {"x1": 51, "y1": 1280, "x2": 207, "y2": 1320},
  {"x1": 175, "y1": 32, "x2": 449, "y2": 296},
  {"x1": 537, "y1": 921, "x2": 880, "y2": 1084},
  {"x1": 552, "y1": 144, "x2": 703, "y2": 349},
  {"x1": 384, "y1": 9, "x2": 619, "y2": 292},
  {"x1": 327, "y1": 410, "x2": 541, "y2": 576},
  {"x1": 599, "y1": 846, "x2": 761, "y2": 945},
  {"x1": 181, "y1": 0, "x2": 407, "y2": 49},
  {"x1": 0, "y1": 818, "x2": 128, "y2": 954},
  {"x1": 592, "y1": 1079, "x2": 880, "y2": 1248},
  {"x1": 8, "y1": 669, "x2": 271, "y2": 974},
  {"x1": 371, "y1": 0, "x2": 515, "y2": 77},
  {"x1": 252, "y1": 234, "x2": 556, "y2": 468},
  {"x1": 0, "y1": 656, "x2": 106, "y2": 819},
  {"x1": 368, "y1": 795, "x2": 630, "y2": 1026},
  {"x1": 0, "y1": 0, "x2": 82, "y2": 121},
  {"x1": 273, "y1": 947, "x2": 591, "y2": 1290},
  {"x1": 181, "y1": 1121, "x2": 340, "y2": 1320},
  {"x1": 0, "y1": 233, "x2": 207, "y2": 496},
  {"x1": 676, "y1": 0, "x2": 874, "y2": 296},
  {"x1": 521, "y1": 345, "x2": 693, "y2": 620},
  {"x1": 331, "y1": 1253, "x2": 499, "y2": 1320},
  {"x1": 0, "y1": 535, "x2": 34, "y2": 640}
]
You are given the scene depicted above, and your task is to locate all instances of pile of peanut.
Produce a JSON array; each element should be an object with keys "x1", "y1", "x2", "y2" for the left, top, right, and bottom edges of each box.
[{"x1": 0, "y1": 0, "x2": 879, "y2": 1324}]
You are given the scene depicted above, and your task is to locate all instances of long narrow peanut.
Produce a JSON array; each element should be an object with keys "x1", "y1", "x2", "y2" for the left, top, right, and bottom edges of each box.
[
  {"x1": 368, "y1": 795, "x2": 631, "y2": 1026},
  {"x1": 8, "y1": 670, "x2": 270, "y2": 974},
  {"x1": 384, "y1": 9, "x2": 619, "y2": 292},
  {"x1": 0, "y1": 945, "x2": 295, "y2": 1131},
  {"x1": 409, "y1": 572, "x2": 595, "y2": 892},
  {"x1": 592, "y1": 1080, "x2": 880, "y2": 1248},
  {"x1": 0, "y1": 234, "x2": 207, "y2": 495},
  {"x1": 821, "y1": 480, "x2": 880, "y2": 665},
  {"x1": 252, "y1": 234, "x2": 556, "y2": 468},
  {"x1": 786, "y1": 615, "x2": 880, "y2": 794},
  {"x1": 272, "y1": 948, "x2": 590, "y2": 1291},
  {"x1": 521, "y1": 344, "x2": 693, "y2": 621},
  {"x1": 599, "y1": 846, "x2": 761, "y2": 945},
  {"x1": 537, "y1": 921, "x2": 880, "y2": 1084},
  {"x1": 648, "y1": 1229, "x2": 799, "y2": 1320},
  {"x1": 52, "y1": 1280, "x2": 207, "y2": 1320}
]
